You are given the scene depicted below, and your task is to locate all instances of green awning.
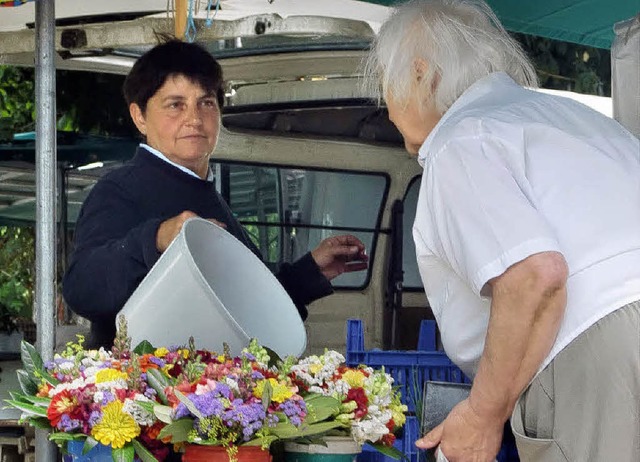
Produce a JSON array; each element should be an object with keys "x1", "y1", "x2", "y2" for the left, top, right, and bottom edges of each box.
[{"x1": 365, "y1": 0, "x2": 639, "y2": 49}]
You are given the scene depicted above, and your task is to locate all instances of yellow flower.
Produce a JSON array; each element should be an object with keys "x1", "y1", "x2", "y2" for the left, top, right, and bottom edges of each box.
[
  {"x1": 342, "y1": 369, "x2": 366, "y2": 388},
  {"x1": 154, "y1": 347, "x2": 169, "y2": 358},
  {"x1": 91, "y1": 400, "x2": 140, "y2": 449},
  {"x1": 95, "y1": 368, "x2": 128, "y2": 383},
  {"x1": 309, "y1": 364, "x2": 323, "y2": 375},
  {"x1": 254, "y1": 378, "x2": 293, "y2": 403}
]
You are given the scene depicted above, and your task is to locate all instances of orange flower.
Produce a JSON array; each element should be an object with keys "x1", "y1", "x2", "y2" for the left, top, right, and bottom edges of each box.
[
  {"x1": 36, "y1": 383, "x2": 53, "y2": 398},
  {"x1": 47, "y1": 390, "x2": 79, "y2": 427}
]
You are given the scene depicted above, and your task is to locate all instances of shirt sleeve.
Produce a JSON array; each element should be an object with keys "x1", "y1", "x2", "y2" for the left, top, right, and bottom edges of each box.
[
  {"x1": 62, "y1": 178, "x2": 162, "y2": 322},
  {"x1": 421, "y1": 135, "x2": 561, "y2": 294},
  {"x1": 277, "y1": 252, "x2": 334, "y2": 320}
]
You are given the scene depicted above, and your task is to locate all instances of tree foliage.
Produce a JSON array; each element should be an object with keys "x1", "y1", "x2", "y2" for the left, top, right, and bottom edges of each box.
[
  {"x1": 0, "y1": 66, "x2": 35, "y2": 140},
  {"x1": 515, "y1": 34, "x2": 611, "y2": 96},
  {"x1": 0, "y1": 226, "x2": 35, "y2": 333}
]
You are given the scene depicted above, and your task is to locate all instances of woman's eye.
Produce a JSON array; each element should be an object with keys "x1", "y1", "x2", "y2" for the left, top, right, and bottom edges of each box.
[{"x1": 201, "y1": 100, "x2": 217, "y2": 108}]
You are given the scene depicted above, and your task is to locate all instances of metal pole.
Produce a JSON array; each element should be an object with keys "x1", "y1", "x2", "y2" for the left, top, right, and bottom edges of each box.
[{"x1": 35, "y1": 0, "x2": 58, "y2": 461}]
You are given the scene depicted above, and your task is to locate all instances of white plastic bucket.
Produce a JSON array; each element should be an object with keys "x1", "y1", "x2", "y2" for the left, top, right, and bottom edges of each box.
[{"x1": 118, "y1": 217, "x2": 307, "y2": 357}]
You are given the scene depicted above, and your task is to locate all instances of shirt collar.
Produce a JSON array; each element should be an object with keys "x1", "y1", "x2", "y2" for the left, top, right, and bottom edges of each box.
[
  {"x1": 141, "y1": 143, "x2": 214, "y2": 182},
  {"x1": 417, "y1": 72, "x2": 518, "y2": 166}
]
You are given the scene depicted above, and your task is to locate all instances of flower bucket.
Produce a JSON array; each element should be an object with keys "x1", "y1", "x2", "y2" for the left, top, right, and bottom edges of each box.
[
  {"x1": 64, "y1": 441, "x2": 115, "y2": 462},
  {"x1": 284, "y1": 437, "x2": 362, "y2": 462},
  {"x1": 182, "y1": 445, "x2": 272, "y2": 462}
]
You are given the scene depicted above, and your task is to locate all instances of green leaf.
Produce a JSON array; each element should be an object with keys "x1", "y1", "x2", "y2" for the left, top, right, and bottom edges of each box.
[
  {"x1": 271, "y1": 421, "x2": 345, "y2": 440},
  {"x1": 8, "y1": 392, "x2": 49, "y2": 407},
  {"x1": 20, "y1": 341, "x2": 43, "y2": 379},
  {"x1": 368, "y1": 443, "x2": 405, "y2": 460},
  {"x1": 5, "y1": 399, "x2": 47, "y2": 417},
  {"x1": 243, "y1": 435, "x2": 278, "y2": 447},
  {"x1": 304, "y1": 395, "x2": 341, "y2": 423},
  {"x1": 131, "y1": 439, "x2": 160, "y2": 462},
  {"x1": 16, "y1": 369, "x2": 38, "y2": 395},
  {"x1": 112, "y1": 444, "x2": 135, "y2": 462},
  {"x1": 153, "y1": 404, "x2": 174, "y2": 424},
  {"x1": 263, "y1": 346, "x2": 282, "y2": 369},
  {"x1": 174, "y1": 390, "x2": 203, "y2": 420},
  {"x1": 261, "y1": 379, "x2": 273, "y2": 412},
  {"x1": 83, "y1": 437, "x2": 99, "y2": 455},
  {"x1": 49, "y1": 432, "x2": 85, "y2": 443},
  {"x1": 157, "y1": 418, "x2": 193, "y2": 443},
  {"x1": 133, "y1": 340, "x2": 155, "y2": 355},
  {"x1": 146, "y1": 369, "x2": 169, "y2": 405},
  {"x1": 26, "y1": 417, "x2": 51, "y2": 429},
  {"x1": 20, "y1": 341, "x2": 59, "y2": 385}
]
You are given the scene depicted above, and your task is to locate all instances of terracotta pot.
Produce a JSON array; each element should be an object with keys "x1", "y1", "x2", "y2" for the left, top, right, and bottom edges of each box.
[{"x1": 182, "y1": 445, "x2": 272, "y2": 462}]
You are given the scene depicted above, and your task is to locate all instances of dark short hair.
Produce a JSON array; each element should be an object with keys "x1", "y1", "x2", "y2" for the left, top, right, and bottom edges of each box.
[{"x1": 123, "y1": 40, "x2": 225, "y2": 113}]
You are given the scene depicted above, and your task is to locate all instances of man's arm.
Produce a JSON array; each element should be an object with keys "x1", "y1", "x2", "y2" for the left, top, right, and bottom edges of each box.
[{"x1": 417, "y1": 251, "x2": 568, "y2": 461}]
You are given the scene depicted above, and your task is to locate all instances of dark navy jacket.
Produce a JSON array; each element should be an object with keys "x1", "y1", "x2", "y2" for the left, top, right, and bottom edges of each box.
[{"x1": 62, "y1": 147, "x2": 332, "y2": 347}]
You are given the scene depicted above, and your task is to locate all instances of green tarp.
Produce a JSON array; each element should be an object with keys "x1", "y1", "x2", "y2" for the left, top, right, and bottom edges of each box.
[{"x1": 365, "y1": 0, "x2": 639, "y2": 49}]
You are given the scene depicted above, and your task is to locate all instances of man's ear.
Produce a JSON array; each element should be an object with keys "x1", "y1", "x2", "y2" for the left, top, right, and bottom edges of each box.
[
  {"x1": 413, "y1": 58, "x2": 428, "y2": 83},
  {"x1": 129, "y1": 103, "x2": 147, "y2": 136}
]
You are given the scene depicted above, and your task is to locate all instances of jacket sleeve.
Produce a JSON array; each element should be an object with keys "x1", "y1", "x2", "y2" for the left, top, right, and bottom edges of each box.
[
  {"x1": 62, "y1": 178, "x2": 162, "y2": 323},
  {"x1": 276, "y1": 252, "x2": 334, "y2": 320}
]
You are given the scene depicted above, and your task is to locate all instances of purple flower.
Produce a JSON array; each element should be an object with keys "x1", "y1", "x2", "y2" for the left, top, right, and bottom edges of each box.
[
  {"x1": 58, "y1": 414, "x2": 81, "y2": 432},
  {"x1": 88, "y1": 410, "x2": 102, "y2": 428},
  {"x1": 251, "y1": 370, "x2": 265, "y2": 380},
  {"x1": 149, "y1": 356, "x2": 165, "y2": 368},
  {"x1": 242, "y1": 352, "x2": 256, "y2": 362},
  {"x1": 279, "y1": 399, "x2": 306, "y2": 426},
  {"x1": 100, "y1": 391, "x2": 115, "y2": 406},
  {"x1": 174, "y1": 402, "x2": 190, "y2": 420},
  {"x1": 192, "y1": 392, "x2": 225, "y2": 417},
  {"x1": 213, "y1": 383, "x2": 232, "y2": 399}
]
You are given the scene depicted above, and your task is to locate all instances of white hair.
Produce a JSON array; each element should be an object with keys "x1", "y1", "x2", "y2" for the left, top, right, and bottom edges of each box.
[{"x1": 362, "y1": 0, "x2": 538, "y2": 113}]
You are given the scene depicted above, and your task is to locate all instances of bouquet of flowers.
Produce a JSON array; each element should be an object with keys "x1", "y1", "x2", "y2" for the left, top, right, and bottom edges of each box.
[
  {"x1": 6, "y1": 321, "x2": 407, "y2": 462},
  {"x1": 6, "y1": 322, "x2": 169, "y2": 462},
  {"x1": 153, "y1": 339, "x2": 345, "y2": 460},
  {"x1": 287, "y1": 350, "x2": 407, "y2": 452}
]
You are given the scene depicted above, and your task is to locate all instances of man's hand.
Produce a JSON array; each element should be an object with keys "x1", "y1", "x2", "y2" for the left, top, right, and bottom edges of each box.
[
  {"x1": 156, "y1": 211, "x2": 226, "y2": 252},
  {"x1": 311, "y1": 234, "x2": 368, "y2": 280},
  {"x1": 416, "y1": 398, "x2": 503, "y2": 462}
]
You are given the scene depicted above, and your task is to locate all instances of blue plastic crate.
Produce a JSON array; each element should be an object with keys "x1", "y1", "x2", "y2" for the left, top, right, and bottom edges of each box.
[
  {"x1": 347, "y1": 319, "x2": 519, "y2": 462},
  {"x1": 346, "y1": 319, "x2": 470, "y2": 415}
]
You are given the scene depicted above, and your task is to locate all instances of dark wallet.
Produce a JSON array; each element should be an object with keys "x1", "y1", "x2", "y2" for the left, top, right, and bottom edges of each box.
[{"x1": 421, "y1": 381, "x2": 472, "y2": 462}]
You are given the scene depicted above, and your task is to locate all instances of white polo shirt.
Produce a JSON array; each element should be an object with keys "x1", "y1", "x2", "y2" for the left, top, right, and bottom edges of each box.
[{"x1": 413, "y1": 72, "x2": 640, "y2": 378}]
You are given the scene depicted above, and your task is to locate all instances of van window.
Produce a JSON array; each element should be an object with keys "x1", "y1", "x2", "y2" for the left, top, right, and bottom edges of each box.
[
  {"x1": 402, "y1": 177, "x2": 423, "y2": 289},
  {"x1": 212, "y1": 162, "x2": 388, "y2": 288}
]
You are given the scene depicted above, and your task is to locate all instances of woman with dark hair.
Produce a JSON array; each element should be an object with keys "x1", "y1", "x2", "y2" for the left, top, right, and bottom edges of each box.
[
  {"x1": 63, "y1": 40, "x2": 368, "y2": 348},
  {"x1": 364, "y1": 1, "x2": 640, "y2": 461}
]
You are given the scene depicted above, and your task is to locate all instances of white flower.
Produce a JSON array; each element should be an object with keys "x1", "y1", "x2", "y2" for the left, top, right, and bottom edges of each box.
[
  {"x1": 123, "y1": 396, "x2": 155, "y2": 426},
  {"x1": 49, "y1": 377, "x2": 87, "y2": 397},
  {"x1": 351, "y1": 419, "x2": 389, "y2": 445}
]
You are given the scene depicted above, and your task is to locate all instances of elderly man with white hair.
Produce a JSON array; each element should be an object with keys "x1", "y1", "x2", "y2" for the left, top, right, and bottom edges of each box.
[{"x1": 364, "y1": 1, "x2": 640, "y2": 461}]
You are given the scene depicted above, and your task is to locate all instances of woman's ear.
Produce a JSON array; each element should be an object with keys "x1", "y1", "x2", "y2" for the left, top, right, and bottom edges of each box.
[
  {"x1": 413, "y1": 58, "x2": 428, "y2": 83},
  {"x1": 129, "y1": 103, "x2": 147, "y2": 136}
]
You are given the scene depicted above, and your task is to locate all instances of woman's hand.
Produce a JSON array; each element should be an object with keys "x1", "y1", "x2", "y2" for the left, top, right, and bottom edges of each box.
[
  {"x1": 311, "y1": 234, "x2": 368, "y2": 280},
  {"x1": 156, "y1": 211, "x2": 225, "y2": 252}
]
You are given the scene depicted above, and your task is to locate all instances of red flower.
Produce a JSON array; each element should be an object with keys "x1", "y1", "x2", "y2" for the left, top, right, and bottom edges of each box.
[
  {"x1": 47, "y1": 390, "x2": 79, "y2": 427},
  {"x1": 346, "y1": 387, "x2": 368, "y2": 419}
]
